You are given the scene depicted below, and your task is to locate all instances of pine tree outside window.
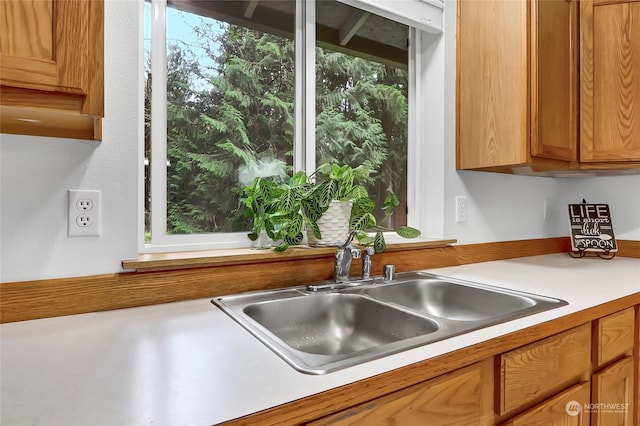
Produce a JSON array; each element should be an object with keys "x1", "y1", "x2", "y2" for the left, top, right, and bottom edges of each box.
[{"x1": 144, "y1": 0, "x2": 435, "y2": 252}]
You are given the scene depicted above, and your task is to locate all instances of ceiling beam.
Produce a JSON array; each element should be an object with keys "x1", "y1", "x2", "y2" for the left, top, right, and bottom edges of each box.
[
  {"x1": 339, "y1": 10, "x2": 370, "y2": 46},
  {"x1": 317, "y1": 24, "x2": 407, "y2": 69},
  {"x1": 243, "y1": 0, "x2": 260, "y2": 19},
  {"x1": 167, "y1": 0, "x2": 407, "y2": 69}
]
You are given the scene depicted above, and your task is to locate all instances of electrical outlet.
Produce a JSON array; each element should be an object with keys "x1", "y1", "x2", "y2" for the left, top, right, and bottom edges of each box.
[
  {"x1": 455, "y1": 196, "x2": 468, "y2": 223},
  {"x1": 68, "y1": 189, "x2": 101, "y2": 237},
  {"x1": 76, "y1": 199, "x2": 94, "y2": 211}
]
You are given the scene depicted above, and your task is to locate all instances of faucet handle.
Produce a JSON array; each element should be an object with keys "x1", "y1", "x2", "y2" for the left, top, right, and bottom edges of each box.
[
  {"x1": 383, "y1": 264, "x2": 396, "y2": 281},
  {"x1": 350, "y1": 247, "x2": 362, "y2": 259}
]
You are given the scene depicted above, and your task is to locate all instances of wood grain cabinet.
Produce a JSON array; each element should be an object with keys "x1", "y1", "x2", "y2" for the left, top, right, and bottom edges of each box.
[
  {"x1": 591, "y1": 356, "x2": 635, "y2": 426},
  {"x1": 500, "y1": 381, "x2": 591, "y2": 426},
  {"x1": 457, "y1": 0, "x2": 578, "y2": 174},
  {"x1": 497, "y1": 323, "x2": 591, "y2": 417},
  {"x1": 237, "y1": 304, "x2": 640, "y2": 426},
  {"x1": 633, "y1": 305, "x2": 640, "y2": 426},
  {"x1": 457, "y1": 0, "x2": 640, "y2": 175},
  {"x1": 0, "y1": 0, "x2": 104, "y2": 140},
  {"x1": 591, "y1": 307, "x2": 637, "y2": 426},
  {"x1": 308, "y1": 359, "x2": 494, "y2": 426},
  {"x1": 593, "y1": 307, "x2": 635, "y2": 367},
  {"x1": 580, "y1": 0, "x2": 640, "y2": 163}
]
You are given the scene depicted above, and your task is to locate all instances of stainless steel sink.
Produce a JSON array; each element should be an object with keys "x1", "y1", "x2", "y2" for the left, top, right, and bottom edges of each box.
[
  {"x1": 212, "y1": 272, "x2": 567, "y2": 374},
  {"x1": 362, "y1": 279, "x2": 537, "y2": 321},
  {"x1": 244, "y1": 293, "x2": 439, "y2": 356}
]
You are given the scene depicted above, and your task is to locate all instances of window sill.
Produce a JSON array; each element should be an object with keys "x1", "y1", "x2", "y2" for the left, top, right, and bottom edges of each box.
[{"x1": 122, "y1": 239, "x2": 457, "y2": 272}]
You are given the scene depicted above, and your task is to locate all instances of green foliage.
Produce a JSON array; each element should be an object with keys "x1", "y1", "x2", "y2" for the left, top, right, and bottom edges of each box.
[
  {"x1": 144, "y1": 11, "x2": 411, "y2": 241},
  {"x1": 243, "y1": 163, "x2": 420, "y2": 252},
  {"x1": 396, "y1": 226, "x2": 422, "y2": 239},
  {"x1": 243, "y1": 163, "x2": 373, "y2": 251}
]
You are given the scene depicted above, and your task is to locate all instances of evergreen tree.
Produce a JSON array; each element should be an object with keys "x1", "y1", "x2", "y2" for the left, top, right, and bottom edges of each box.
[{"x1": 145, "y1": 12, "x2": 408, "y2": 235}]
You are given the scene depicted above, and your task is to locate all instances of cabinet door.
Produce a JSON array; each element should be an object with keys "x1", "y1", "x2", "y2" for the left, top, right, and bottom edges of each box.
[
  {"x1": 0, "y1": 0, "x2": 103, "y2": 140},
  {"x1": 308, "y1": 359, "x2": 494, "y2": 426},
  {"x1": 635, "y1": 305, "x2": 639, "y2": 426},
  {"x1": 580, "y1": 0, "x2": 640, "y2": 162},
  {"x1": 591, "y1": 356, "x2": 635, "y2": 426},
  {"x1": 531, "y1": 0, "x2": 578, "y2": 162},
  {"x1": 498, "y1": 323, "x2": 591, "y2": 415},
  {"x1": 500, "y1": 381, "x2": 590, "y2": 426},
  {"x1": 0, "y1": 0, "x2": 89, "y2": 93},
  {"x1": 593, "y1": 307, "x2": 635, "y2": 368},
  {"x1": 457, "y1": 0, "x2": 528, "y2": 170}
]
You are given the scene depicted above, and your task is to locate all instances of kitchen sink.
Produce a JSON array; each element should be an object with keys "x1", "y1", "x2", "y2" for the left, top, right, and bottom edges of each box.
[
  {"x1": 244, "y1": 293, "x2": 439, "y2": 356},
  {"x1": 212, "y1": 272, "x2": 567, "y2": 374},
  {"x1": 361, "y1": 279, "x2": 537, "y2": 321}
]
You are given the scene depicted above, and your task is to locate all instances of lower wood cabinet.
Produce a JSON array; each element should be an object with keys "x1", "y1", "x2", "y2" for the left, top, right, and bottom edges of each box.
[
  {"x1": 239, "y1": 303, "x2": 639, "y2": 426},
  {"x1": 591, "y1": 307, "x2": 637, "y2": 426},
  {"x1": 306, "y1": 311, "x2": 640, "y2": 426},
  {"x1": 594, "y1": 307, "x2": 636, "y2": 367},
  {"x1": 308, "y1": 359, "x2": 494, "y2": 426},
  {"x1": 591, "y1": 356, "x2": 636, "y2": 426},
  {"x1": 497, "y1": 323, "x2": 591, "y2": 416},
  {"x1": 500, "y1": 381, "x2": 591, "y2": 426},
  {"x1": 636, "y1": 306, "x2": 640, "y2": 426}
]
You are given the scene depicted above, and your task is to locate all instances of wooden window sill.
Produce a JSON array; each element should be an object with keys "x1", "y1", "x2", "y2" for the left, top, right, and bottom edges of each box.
[{"x1": 122, "y1": 239, "x2": 457, "y2": 272}]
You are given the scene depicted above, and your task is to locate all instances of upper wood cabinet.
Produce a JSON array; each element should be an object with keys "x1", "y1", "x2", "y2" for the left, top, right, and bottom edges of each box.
[
  {"x1": 457, "y1": 0, "x2": 578, "y2": 174},
  {"x1": 0, "y1": 0, "x2": 104, "y2": 140},
  {"x1": 457, "y1": 0, "x2": 640, "y2": 175},
  {"x1": 580, "y1": 0, "x2": 640, "y2": 163}
]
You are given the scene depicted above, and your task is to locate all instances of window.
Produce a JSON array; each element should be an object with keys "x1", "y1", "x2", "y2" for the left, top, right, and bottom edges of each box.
[
  {"x1": 144, "y1": 0, "x2": 439, "y2": 252},
  {"x1": 315, "y1": 7, "x2": 409, "y2": 227}
]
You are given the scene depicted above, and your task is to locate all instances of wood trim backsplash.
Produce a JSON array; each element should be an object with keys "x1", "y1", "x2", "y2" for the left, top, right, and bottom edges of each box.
[
  {"x1": 1, "y1": 238, "x2": 638, "y2": 324},
  {"x1": 122, "y1": 239, "x2": 458, "y2": 272}
]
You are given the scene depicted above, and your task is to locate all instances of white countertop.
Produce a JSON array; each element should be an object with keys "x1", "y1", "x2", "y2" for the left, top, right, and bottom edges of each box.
[{"x1": 1, "y1": 254, "x2": 639, "y2": 426}]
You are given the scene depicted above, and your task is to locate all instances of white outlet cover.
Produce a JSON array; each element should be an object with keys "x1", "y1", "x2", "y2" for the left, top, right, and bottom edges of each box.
[
  {"x1": 68, "y1": 189, "x2": 101, "y2": 237},
  {"x1": 455, "y1": 196, "x2": 468, "y2": 223}
]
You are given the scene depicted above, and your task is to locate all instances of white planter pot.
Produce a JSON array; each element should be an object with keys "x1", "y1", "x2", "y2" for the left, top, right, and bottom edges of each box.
[{"x1": 307, "y1": 200, "x2": 354, "y2": 247}]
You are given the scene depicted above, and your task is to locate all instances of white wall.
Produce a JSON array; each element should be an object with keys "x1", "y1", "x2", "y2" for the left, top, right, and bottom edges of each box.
[
  {"x1": 558, "y1": 176, "x2": 640, "y2": 240},
  {"x1": 0, "y1": 0, "x2": 638, "y2": 283},
  {"x1": 0, "y1": 0, "x2": 140, "y2": 282},
  {"x1": 440, "y1": 0, "x2": 640, "y2": 245}
]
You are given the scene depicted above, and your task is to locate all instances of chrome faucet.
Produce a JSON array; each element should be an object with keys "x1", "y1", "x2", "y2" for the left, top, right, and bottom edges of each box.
[
  {"x1": 306, "y1": 231, "x2": 374, "y2": 291},
  {"x1": 362, "y1": 246, "x2": 375, "y2": 281},
  {"x1": 334, "y1": 230, "x2": 361, "y2": 283},
  {"x1": 307, "y1": 231, "x2": 371, "y2": 292}
]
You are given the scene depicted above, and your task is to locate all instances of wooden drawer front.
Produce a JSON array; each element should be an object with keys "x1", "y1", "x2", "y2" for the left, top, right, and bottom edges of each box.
[
  {"x1": 594, "y1": 307, "x2": 635, "y2": 368},
  {"x1": 591, "y1": 356, "x2": 635, "y2": 426},
  {"x1": 498, "y1": 323, "x2": 591, "y2": 415},
  {"x1": 500, "y1": 381, "x2": 591, "y2": 426},
  {"x1": 636, "y1": 305, "x2": 639, "y2": 426},
  {"x1": 308, "y1": 359, "x2": 493, "y2": 426}
]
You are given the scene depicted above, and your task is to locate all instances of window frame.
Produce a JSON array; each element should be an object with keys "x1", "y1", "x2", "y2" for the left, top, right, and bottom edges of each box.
[{"x1": 142, "y1": 0, "x2": 435, "y2": 253}]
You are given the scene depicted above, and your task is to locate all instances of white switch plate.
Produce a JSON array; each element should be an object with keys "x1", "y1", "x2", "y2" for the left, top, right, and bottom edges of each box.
[
  {"x1": 455, "y1": 196, "x2": 468, "y2": 223},
  {"x1": 68, "y1": 189, "x2": 101, "y2": 237},
  {"x1": 543, "y1": 197, "x2": 551, "y2": 220}
]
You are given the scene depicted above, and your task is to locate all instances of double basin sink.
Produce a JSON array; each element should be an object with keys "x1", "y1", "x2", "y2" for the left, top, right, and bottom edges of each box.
[{"x1": 212, "y1": 272, "x2": 567, "y2": 374}]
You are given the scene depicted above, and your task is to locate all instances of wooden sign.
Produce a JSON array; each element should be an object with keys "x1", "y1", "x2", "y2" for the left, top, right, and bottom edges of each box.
[{"x1": 568, "y1": 203, "x2": 617, "y2": 253}]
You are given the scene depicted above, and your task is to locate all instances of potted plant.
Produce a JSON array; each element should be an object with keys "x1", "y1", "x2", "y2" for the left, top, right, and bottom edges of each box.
[{"x1": 242, "y1": 163, "x2": 420, "y2": 252}]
